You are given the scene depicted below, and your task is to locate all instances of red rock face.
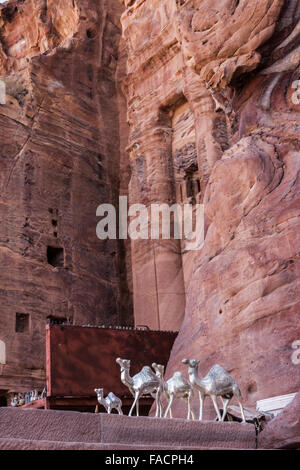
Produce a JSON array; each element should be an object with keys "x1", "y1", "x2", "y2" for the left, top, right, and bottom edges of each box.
[
  {"x1": 258, "y1": 391, "x2": 300, "y2": 449},
  {"x1": 0, "y1": 0, "x2": 133, "y2": 394},
  {"x1": 0, "y1": 408, "x2": 256, "y2": 450},
  {"x1": 120, "y1": 0, "x2": 300, "y2": 416},
  {"x1": 0, "y1": 0, "x2": 299, "y2": 420}
]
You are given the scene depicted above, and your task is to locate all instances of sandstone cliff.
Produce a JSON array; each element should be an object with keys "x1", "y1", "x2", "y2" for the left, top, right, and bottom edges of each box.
[
  {"x1": 0, "y1": 0, "x2": 132, "y2": 394},
  {"x1": 120, "y1": 0, "x2": 300, "y2": 415},
  {"x1": 0, "y1": 0, "x2": 299, "y2": 415}
]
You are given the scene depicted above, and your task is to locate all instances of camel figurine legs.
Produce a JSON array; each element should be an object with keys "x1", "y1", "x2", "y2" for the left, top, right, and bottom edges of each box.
[
  {"x1": 199, "y1": 392, "x2": 205, "y2": 421},
  {"x1": 211, "y1": 394, "x2": 222, "y2": 421},
  {"x1": 221, "y1": 397, "x2": 230, "y2": 421},
  {"x1": 186, "y1": 398, "x2": 191, "y2": 420},
  {"x1": 154, "y1": 389, "x2": 162, "y2": 418},
  {"x1": 136, "y1": 395, "x2": 140, "y2": 416},
  {"x1": 233, "y1": 387, "x2": 246, "y2": 423},
  {"x1": 221, "y1": 395, "x2": 246, "y2": 423},
  {"x1": 129, "y1": 390, "x2": 141, "y2": 417},
  {"x1": 164, "y1": 394, "x2": 174, "y2": 419},
  {"x1": 238, "y1": 399, "x2": 246, "y2": 423},
  {"x1": 157, "y1": 390, "x2": 163, "y2": 418},
  {"x1": 187, "y1": 394, "x2": 195, "y2": 420}
]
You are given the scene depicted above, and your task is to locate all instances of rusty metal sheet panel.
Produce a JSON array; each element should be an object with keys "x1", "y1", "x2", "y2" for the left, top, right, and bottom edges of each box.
[{"x1": 46, "y1": 325, "x2": 177, "y2": 398}]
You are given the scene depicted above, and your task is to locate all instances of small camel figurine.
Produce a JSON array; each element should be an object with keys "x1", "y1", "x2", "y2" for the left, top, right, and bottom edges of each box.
[
  {"x1": 152, "y1": 363, "x2": 195, "y2": 420},
  {"x1": 94, "y1": 388, "x2": 123, "y2": 415},
  {"x1": 31, "y1": 390, "x2": 39, "y2": 402},
  {"x1": 10, "y1": 395, "x2": 18, "y2": 407},
  {"x1": 182, "y1": 359, "x2": 246, "y2": 423},
  {"x1": 116, "y1": 358, "x2": 163, "y2": 417}
]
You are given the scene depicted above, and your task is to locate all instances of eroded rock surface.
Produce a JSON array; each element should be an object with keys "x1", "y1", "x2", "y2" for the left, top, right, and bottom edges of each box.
[
  {"x1": 258, "y1": 391, "x2": 300, "y2": 449},
  {"x1": 0, "y1": 0, "x2": 132, "y2": 394},
  {"x1": 0, "y1": 0, "x2": 299, "y2": 421},
  {"x1": 120, "y1": 0, "x2": 300, "y2": 415}
]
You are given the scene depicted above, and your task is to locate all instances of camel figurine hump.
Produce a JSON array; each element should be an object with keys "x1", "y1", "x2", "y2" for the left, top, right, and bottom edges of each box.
[
  {"x1": 134, "y1": 365, "x2": 160, "y2": 393},
  {"x1": 182, "y1": 359, "x2": 246, "y2": 423},
  {"x1": 94, "y1": 388, "x2": 123, "y2": 415},
  {"x1": 152, "y1": 363, "x2": 195, "y2": 420},
  {"x1": 164, "y1": 371, "x2": 195, "y2": 420},
  {"x1": 200, "y1": 364, "x2": 238, "y2": 396},
  {"x1": 106, "y1": 391, "x2": 121, "y2": 405},
  {"x1": 166, "y1": 371, "x2": 192, "y2": 397}
]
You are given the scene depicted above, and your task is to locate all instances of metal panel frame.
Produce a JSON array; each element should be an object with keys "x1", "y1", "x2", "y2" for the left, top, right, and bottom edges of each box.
[{"x1": 46, "y1": 324, "x2": 177, "y2": 399}]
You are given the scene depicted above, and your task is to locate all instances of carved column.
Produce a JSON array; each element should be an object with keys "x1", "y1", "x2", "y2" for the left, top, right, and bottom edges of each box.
[
  {"x1": 127, "y1": 108, "x2": 186, "y2": 331},
  {"x1": 184, "y1": 67, "x2": 224, "y2": 185}
]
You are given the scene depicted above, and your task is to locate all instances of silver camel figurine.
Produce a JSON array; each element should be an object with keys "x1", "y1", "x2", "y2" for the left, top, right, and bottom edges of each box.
[
  {"x1": 116, "y1": 358, "x2": 162, "y2": 417},
  {"x1": 152, "y1": 363, "x2": 195, "y2": 420},
  {"x1": 182, "y1": 359, "x2": 246, "y2": 423},
  {"x1": 94, "y1": 388, "x2": 123, "y2": 415}
]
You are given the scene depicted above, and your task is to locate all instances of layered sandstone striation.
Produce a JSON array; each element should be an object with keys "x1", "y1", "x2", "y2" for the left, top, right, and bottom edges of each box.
[
  {"x1": 120, "y1": 0, "x2": 300, "y2": 415},
  {"x1": 0, "y1": 0, "x2": 132, "y2": 395},
  {"x1": 0, "y1": 0, "x2": 299, "y2": 421}
]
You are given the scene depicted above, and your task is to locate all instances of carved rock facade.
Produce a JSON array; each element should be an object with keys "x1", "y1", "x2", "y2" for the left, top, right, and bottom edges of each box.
[
  {"x1": 0, "y1": 0, "x2": 299, "y2": 416},
  {"x1": 0, "y1": 0, "x2": 132, "y2": 395},
  {"x1": 120, "y1": 0, "x2": 300, "y2": 414}
]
